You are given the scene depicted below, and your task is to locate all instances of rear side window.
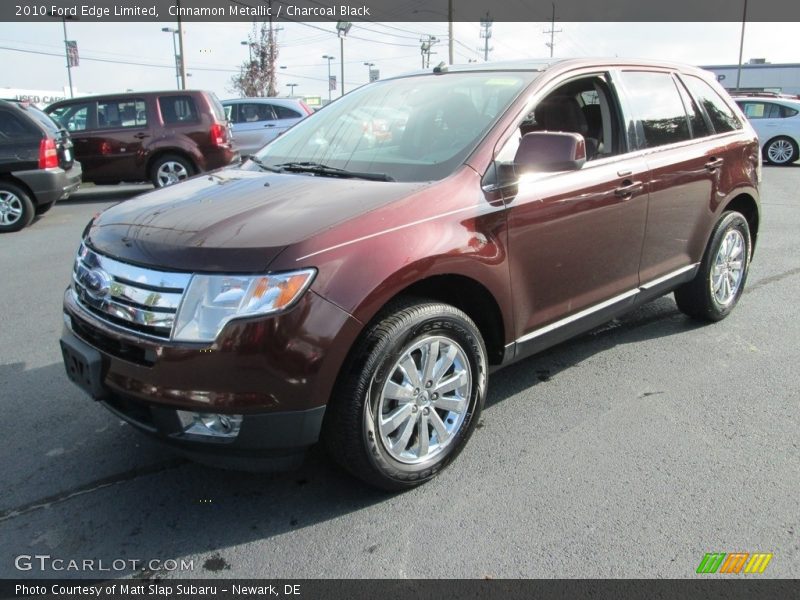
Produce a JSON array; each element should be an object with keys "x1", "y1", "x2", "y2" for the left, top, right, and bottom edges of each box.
[
  {"x1": 0, "y1": 109, "x2": 40, "y2": 139},
  {"x1": 97, "y1": 99, "x2": 147, "y2": 128},
  {"x1": 619, "y1": 71, "x2": 692, "y2": 148},
  {"x1": 273, "y1": 104, "x2": 302, "y2": 119},
  {"x1": 682, "y1": 76, "x2": 742, "y2": 133},
  {"x1": 206, "y1": 93, "x2": 227, "y2": 122},
  {"x1": 675, "y1": 79, "x2": 710, "y2": 138},
  {"x1": 48, "y1": 103, "x2": 90, "y2": 132},
  {"x1": 159, "y1": 95, "x2": 199, "y2": 124},
  {"x1": 739, "y1": 101, "x2": 799, "y2": 119},
  {"x1": 233, "y1": 103, "x2": 275, "y2": 123}
]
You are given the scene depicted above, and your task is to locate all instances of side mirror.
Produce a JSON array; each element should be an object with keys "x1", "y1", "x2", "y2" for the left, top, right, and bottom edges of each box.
[{"x1": 513, "y1": 131, "x2": 586, "y2": 174}]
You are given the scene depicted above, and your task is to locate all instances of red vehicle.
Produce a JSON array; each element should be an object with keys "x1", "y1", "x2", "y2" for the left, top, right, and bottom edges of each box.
[
  {"x1": 60, "y1": 59, "x2": 760, "y2": 490},
  {"x1": 46, "y1": 90, "x2": 237, "y2": 187}
]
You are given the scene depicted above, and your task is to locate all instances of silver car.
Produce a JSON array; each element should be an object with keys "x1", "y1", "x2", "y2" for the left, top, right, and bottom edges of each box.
[{"x1": 223, "y1": 98, "x2": 312, "y2": 156}]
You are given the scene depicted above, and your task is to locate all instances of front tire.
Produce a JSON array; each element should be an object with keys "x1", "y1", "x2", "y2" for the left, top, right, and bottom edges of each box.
[
  {"x1": 323, "y1": 300, "x2": 488, "y2": 491},
  {"x1": 0, "y1": 182, "x2": 35, "y2": 233},
  {"x1": 674, "y1": 211, "x2": 751, "y2": 322},
  {"x1": 763, "y1": 136, "x2": 799, "y2": 165}
]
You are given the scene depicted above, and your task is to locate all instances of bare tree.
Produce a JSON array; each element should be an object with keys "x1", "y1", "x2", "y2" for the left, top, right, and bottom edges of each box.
[{"x1": 230, "y1": 21, "x2": 279, "y2": 97}]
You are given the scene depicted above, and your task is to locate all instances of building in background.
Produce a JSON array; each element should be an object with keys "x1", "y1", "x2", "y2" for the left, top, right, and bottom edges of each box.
[{"x1": 702, "y1": 60, "x2": 800, "y2": 96}]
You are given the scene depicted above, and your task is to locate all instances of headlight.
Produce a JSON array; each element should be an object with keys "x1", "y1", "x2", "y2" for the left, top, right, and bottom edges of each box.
[{"x1": 173, "y1": 269, "x2": 316, "y2": 342}]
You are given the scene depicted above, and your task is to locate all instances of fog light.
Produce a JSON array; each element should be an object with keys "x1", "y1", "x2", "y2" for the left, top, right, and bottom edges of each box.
[{"x1": 176, "y1": 410, "x2": 243, "y2": 439}]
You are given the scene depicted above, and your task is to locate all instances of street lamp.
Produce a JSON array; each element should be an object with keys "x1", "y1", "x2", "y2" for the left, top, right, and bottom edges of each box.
[
  {"x1": 286, "y1": 83, "x2": 299, "y2": 97},
  {"x1": 48, "y1": 11, "x2": 78, "y2": 98},
  {"x1": 240, "y1": 40, "x2": 252, "y2": 63},
  {"x1": 336, "y1": 21, "x2": 352, "y2": 97},
  {"x1": 322, "y1": 54, "x2": 335, "y2": 103},
  {"x1": 162, "y1": 27, "x2": 181, "y2": 89}
]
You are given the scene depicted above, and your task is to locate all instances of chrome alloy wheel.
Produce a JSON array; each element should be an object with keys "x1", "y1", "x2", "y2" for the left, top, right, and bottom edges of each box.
[
  {"x1": 710, "y1": 229, "x2": 745, "y2": 306},
  {"x1": 766, "y1": 138, "x2": 795, "y2": 164},
  {"x1": 156, "y1": 161, "x2": 189, "y2": 186},
  {"x1": 0, "y1": 190, "x2": 23, "y2": 226},
  {"x1": 376, "y1": 336, "x2": 472, "y2": 464}
]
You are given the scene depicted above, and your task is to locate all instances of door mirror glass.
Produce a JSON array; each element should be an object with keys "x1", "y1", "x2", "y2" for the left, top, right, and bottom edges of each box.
[{"x1": 514, "y1": 131, "x2": 587, "y2": 173}]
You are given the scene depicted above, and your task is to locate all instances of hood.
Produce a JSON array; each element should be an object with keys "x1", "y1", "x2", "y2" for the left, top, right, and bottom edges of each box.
[{"x1": 86, "y1": 167, "x2": 426, "y2": 272}]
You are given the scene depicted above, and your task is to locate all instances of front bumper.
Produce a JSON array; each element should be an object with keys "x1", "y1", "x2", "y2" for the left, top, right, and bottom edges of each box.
[
  {"x1": 14, "y1": 162, "x2": 82, "y2": 206},
  {"x1": 60, "y1": 286, "x2": 362, "y2": 460}
]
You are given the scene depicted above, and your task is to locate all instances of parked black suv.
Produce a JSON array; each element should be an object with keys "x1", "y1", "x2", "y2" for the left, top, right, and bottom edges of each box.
[{"x1": 0, "y1": 99, "x2": 82, "y2": 232}]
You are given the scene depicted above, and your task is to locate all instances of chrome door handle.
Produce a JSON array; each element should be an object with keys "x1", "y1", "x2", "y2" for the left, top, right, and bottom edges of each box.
[
  {"x1": 705, "y1": 157, "x2": 724, "y2": 171},
  {"x1": 614, "y1": 180, "x2": 643, "y2": 197}
]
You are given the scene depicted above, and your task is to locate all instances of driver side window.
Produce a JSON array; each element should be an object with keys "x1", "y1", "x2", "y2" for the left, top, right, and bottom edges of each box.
[{"x1": 486, "y1": 73, "x2": 623, "y2": 190}]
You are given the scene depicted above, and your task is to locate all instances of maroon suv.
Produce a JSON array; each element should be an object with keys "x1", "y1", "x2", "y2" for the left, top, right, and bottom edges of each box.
[
  {"x1": 46, "y1": 90, "x2": 237, "y2": 187},
  {"x1": 60, "y1": 59, "x2": 760, "y2": 490}
]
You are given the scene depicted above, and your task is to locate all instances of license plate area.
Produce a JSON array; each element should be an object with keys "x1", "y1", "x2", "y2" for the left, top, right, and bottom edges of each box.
[{"x1": 60, "y1": 333, "x2": 108, "y2": 400}]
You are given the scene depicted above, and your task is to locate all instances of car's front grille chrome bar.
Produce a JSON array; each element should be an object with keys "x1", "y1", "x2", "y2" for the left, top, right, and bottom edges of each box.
[{"x1": 72, "y1": 243, "x2": 191, "y2": 340}]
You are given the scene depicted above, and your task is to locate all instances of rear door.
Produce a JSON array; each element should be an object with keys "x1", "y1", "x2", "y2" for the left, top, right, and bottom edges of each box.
[
  {"x1": 229, "y1": 101, "x2": 278, "y2": 155},
  {"x1": 615, "y1": 69, "x2": 723, "y2": 284},
  {"x1": 48, "y1": 101, "x2": 97, "y2": 176},
  {"x1": 271, "y1": 102, "x2": 305, "y2": 136}
]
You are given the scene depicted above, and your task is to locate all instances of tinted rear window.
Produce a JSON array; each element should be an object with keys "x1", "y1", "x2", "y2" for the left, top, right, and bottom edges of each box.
[
  {"x1": 273, "y1": 104, "x2": 302, "y2": 119},
  {"x1": 158, "y1": 95, "x2": 199, "y2": 124},
  {"x1": 207, "y1": 93, "x2": 227, "y2": 122},
  {"x1": 682, "y1": 76, "x2": 742, "y2": 133},
  {"x1": 619, "y1": 71, "x2": 692, "y2": 148},
  {"x1": 24, "y1": 105, "x2": 60, "y2": 133},
  {"x1": 0, "y1": 109, "x2": 40, "y2": 138}
]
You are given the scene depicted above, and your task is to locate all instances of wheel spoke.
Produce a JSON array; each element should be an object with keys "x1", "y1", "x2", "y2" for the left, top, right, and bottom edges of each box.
[
  {"x1": 421, "y1": 339, "x2": 439, "y2": 384},
  {"x1": 434, "y1": 395, "x2": 465, "y2": 413},
  {"x1": 433, "y1": 344, "x2": 457, "y2": 385},
  {"x1": 435, "y1": 371, "x2": 468, "y2": 395},
  {"x1": 429, "y1": 410, "x2": 451, "y2": 444},
  {"x1": 391, "y1": 414, "x2": 416, "y2": 453},
  {"x1": 384, "y1": 380, "x2": 415, "y2": 402},
  {"x1": 399, "y1": 356, "x2": 423, "y2": 389},
  {"x1": 380, "y1": 403, "x2": 414, "y2": 436},
  {"x1": 416, "y1": 412, "x2": 429, "y2": 458}
]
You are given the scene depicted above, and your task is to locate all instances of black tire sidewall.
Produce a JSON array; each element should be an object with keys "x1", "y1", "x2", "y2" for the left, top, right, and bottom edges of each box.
[
  {"x1": 0, "y1": 182, "x2": 35, "y2": 233},
  {"x1": 699, "y1": 211, "x2": 752, "y2": 319},
  {"x1": 362, "y1": 307, "x2": 487, "y2": 487}
]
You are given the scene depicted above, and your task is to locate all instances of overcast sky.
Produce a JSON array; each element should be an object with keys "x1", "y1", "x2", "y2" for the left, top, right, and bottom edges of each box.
[{"x1": 1, "y1": 20, "x2": 797, "y2": 100}]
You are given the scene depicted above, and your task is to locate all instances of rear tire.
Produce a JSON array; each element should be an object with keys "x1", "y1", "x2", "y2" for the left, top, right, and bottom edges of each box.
[
  {"x1": 0, "y1": 182, "x2": 35, "y2": 233},
  {"x1": 150, "y1": 154, "x2": 194, "y2": 187},
  {"x1": 763, "y1": 136, "x2": 798, "y2": 165},
  {"x1": 323, "y1": 299, "x2": 488, "y2": 491},
  {"x1": 674, "y1": 211, "x2": 751, "y2": 322}
]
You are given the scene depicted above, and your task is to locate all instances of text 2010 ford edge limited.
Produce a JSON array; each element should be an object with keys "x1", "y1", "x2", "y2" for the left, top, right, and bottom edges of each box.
[{"x1": 61, "y1": 59, "x2": 760, "y2": 490}]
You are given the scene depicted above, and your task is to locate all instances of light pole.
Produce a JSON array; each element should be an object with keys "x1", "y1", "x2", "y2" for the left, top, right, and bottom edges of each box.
[
  {"x1": 363, "y1": 62, "x2": 374, "y2": 83},
  {"x1": 286, "y1": 83, "x2": 299, "y2": 97},
  {"x1": 49, "y1": 11, "x2": 77, "y2": 98},
  {"x1": 336, "y1": 21, "x2": 352, "y2": 97},
  {"x1": 162, "y1": 27, "x2": 180, "y2": 89},
  {"x1": 322, "y1": 54, "x2": 335, "y2": 103}
]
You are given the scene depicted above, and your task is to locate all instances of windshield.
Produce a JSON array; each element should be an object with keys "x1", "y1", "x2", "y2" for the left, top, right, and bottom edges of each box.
[{"x1": 252, "y1": 72, "x2": 536, "y2": 182}]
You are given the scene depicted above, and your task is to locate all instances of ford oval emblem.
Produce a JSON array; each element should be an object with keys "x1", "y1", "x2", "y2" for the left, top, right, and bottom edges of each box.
[{"x1": 83, "y1": 267, "x2": 112, "y2": 300}]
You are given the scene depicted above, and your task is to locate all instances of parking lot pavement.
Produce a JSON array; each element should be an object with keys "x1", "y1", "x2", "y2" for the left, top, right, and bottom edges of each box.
[{"x1": 0, "y1": 172, "x2": 798, "y2": 579}]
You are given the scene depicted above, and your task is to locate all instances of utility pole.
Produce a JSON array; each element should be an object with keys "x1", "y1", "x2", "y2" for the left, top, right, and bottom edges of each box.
[
  {"x1": 448, "y1": 0, "x2": 454, "y2": 65},
  {"x1": 736, "y1": 0, "x2": 748, "y2": 90},
  {"x1": 543, "y1": 3, "x2": 562, "y2": 58},
  {"x1": 175, "y1": 0, "x2": 187, "y2": 89},
  {"x1": 479, "y1": 14, "x2": 493, "y2": 62},
  {"x1": 336, "y1": 22, "x2": 352, "y2": 96},
  {"x1": 420, "y1": 35, "x2": 438, "y2": 69},
  {"x1": 322, "y1": 54, "x2": 334, "y2": 103}
]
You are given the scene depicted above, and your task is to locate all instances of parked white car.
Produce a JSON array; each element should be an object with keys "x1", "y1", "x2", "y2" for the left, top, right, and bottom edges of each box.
[
  {"x1": 222, "y1": 98, "x2": 312, "y2": 156},
  {"x1": 733, "y1": 95, "x2": 800, "y2": 165}
]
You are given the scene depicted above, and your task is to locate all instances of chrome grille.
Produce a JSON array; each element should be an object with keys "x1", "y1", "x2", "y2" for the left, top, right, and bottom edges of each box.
[{"x1": 72, "y1": 243, "x2": 192, "y2": 339}]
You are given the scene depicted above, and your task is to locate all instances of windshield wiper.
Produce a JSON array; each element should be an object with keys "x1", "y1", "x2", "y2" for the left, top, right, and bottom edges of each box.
[
  {"x1": 247, "y1": 155, "x2": 283, "y2": 174},
  {"x1": 275, "y1": 161, "x2": 394, "y2": 182}
]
